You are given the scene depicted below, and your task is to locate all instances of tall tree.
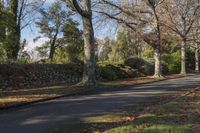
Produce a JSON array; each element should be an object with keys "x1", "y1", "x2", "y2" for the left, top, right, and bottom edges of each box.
[
  {"x1": 3, "y1": 0, "x2": 45, "y2": 60},
  {"x1": 62, "y1": 20, "x2": 83, "y2": 62},
  {"x1": 109, "y1": 31, "x2": 129, "y2": 62},
  {"x1": 35, "y1": 19, "x2": 83, "y2": 64},
  {"x1": 96, "y1": 0, "x2": 168, "y2": 78},
  {"x1": 98, "y1": 37, "x2": 112, "y2": 62},
  {"x1": 190, "y1": 22, "x2": 200, "y2": 72},
  {"x1": 0, "y1": 0, "x2": 6, "y2": 44},
  {"x1": 0, "y1": 0, "x2": 6, "y2": 61},
  {"x1": 5, "y1": 0, "x2": 19, "y2": 60},
  {"x1": 163, "y1": 0, "x2": 200, "y2": 74},
  {"x1": 36, "y1": 1, "x2": 72, "y2": 62},
  {"x1": 66, "y1": 0, "x2": 96, "y2": 86}
]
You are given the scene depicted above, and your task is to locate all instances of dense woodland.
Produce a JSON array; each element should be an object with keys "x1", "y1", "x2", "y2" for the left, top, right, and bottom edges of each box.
[{"x1": 0, "y1": 0, "x2": 200, "y2": 86}]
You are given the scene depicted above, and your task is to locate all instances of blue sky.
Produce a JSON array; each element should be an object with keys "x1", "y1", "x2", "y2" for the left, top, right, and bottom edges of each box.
[{"x1": 21, "y1": 0, "x2": 54, "y2": 50}]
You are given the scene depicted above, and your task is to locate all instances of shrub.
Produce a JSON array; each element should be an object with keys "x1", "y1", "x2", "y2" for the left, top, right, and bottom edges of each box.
[
  {"x1": 97, "y1": 63, "x2": 141, "y2": 81},
  {"x1": 99, "y1": 64, "x2": 118, "y2": 81},
  {"x1": 124, "y1": 57, "x2": 146, "y2": 69},
  {"x1": 141, "y1": 49, "x2": 154, "y2": 62},
  {"x1": 114, "y1": 64, "x2": 141, "y2": 78},
  {"x1": 163, "y1": 50, "x2": 197, "y2": 73},
  {"x1": 163, "y1": 51, "x2": 181, "y2": 73},
  {"x1": 162, "y1": 62, "x2": 169, "y2": 74},
  {"x1": 124, "y1": 57, "x2": 154, "y2": 75}
]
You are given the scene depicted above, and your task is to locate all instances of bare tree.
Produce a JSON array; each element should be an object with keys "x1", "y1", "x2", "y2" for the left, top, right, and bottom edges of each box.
[
  {"x1": 95, "y1": 0, "x2": 169, "y2": 78},
  {"x1": 189, "y1": 21, "x2": 200, "y2": 72},
  {"x1": 163, "y1": 0, "x2": 200, "y2": 74}
]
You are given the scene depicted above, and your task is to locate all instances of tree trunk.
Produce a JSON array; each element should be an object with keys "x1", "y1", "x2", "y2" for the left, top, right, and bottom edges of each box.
[
  {"x1": 49, "y1": 41, "x2": 55, "y2": 62},
  {"x1": 70, "y1": 0, "x2": 96, "y2": 86},
  {"x1": 153, "y1": 46, "x2": 163, "y2": 78},
  {"x1": 195, "y1": 48, "x2": 199, "y2": 72},
  {"x1": 180, "y1": 41, "x2": 186, "y2": 75},
  {"x1": 49, "y1": 30, "x2": 58, "y2": 62},
  {"x1": 14, "y1": 24, "x2": 21, "y2": 59},
  {"x1": 151, "y1": 5, "x2": 163, "y2": 78},
  {"x1": 81, "y1": 16, "x2": 96, "y2": 86}
]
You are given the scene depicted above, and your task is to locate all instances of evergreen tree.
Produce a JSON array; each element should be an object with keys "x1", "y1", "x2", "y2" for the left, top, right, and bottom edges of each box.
[
  {"x1": 5, "y1": 0, "x2": 19, "y2": 60},
  {"x1": 36, "y1": 1, "x2": 72, "y2": 62},
  {"x1": 62, "y1": 20, "x2": 83, "y2": 63},
  {"x1": 0, "y1": 0, "x2": 6, "y2": 60},
  {"x1": 110, "y1": 32, "x2": 129, "y2": 62}
]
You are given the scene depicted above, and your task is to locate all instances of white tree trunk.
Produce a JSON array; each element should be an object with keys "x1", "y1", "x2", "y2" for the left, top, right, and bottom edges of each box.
[
  {"x1": 153, "y1": 48, "x2": 163, "y2": 78},
  {"x1": 195, "y1": 48, "x2": 199, "y2": 72},
  {"x1": 181, "y1": 41, "x2": 186, "y2": 75}
]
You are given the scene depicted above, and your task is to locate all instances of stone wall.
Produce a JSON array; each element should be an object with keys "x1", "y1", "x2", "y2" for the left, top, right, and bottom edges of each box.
[{"x1": 0, "y1": 64, "x2": 83, "y2": 89}]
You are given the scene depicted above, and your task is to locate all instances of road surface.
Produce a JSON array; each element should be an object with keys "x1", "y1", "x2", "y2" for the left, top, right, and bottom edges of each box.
[{"x1": 0, "y1": 75, "x2": 200, "y2": 133}]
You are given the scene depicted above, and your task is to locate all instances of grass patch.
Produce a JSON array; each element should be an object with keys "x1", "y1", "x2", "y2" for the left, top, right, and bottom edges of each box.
[{"x1": 106, "y1": 89, "x2": 200, "y2": 133}]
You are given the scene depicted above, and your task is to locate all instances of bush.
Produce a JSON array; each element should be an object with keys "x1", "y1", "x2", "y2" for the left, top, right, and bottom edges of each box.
[
  {"x1": 163, "y1": 51, "x2": 181, "y2": 73},
  {"x1": 124, "y1": 57, "x2": 154, "y2": 75},
  {"x1": 162, "y1": 62, "x2": 169, "y2": 74},
  {"x1": 97, "y1": 63, "x2": 141, "y2": 81},
  {"x1": 98, "y1": 64, "x2": 118, "y2": 80},
  {"x1": 141, "y1": 49, "x2": 154, "y2": 62},
  {"x1": 163, "y1": 50, "x2": 197, "y2": 73}
]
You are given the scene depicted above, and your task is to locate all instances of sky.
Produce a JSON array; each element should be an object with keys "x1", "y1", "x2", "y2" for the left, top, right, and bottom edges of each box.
[
  {"x1": 21, "y1": 0, "x2": 55, "y2": 51},
  {"x1": 21, "y1": 0, "x2": 117, "y2": 53}
]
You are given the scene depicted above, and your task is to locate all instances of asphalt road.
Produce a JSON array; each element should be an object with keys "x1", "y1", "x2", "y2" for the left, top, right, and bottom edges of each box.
[{"x1": 1, "y1": 75, "x2": 200, "y2": 133}]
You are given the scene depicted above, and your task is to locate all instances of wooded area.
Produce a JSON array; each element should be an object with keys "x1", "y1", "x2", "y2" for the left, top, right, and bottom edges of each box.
[{"x1": 1, "y1": 0, "x2": 200, "y2": 87}]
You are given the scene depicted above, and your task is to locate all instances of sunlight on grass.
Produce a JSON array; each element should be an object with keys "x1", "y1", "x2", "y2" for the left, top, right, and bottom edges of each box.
[
  {"x1": 0, "y1": 94, "x2": 60, "y2": 107},
  {"x1": 107, "y1": 124, "x2": 187, "y2": 133},
  {"x1": 100, "y1": 77, "x2": 158, "y2": 86},
  {"x1": 0, "y1": 85, "x2": 85, "y2": 108},
  {"x1": 105, "y1": 90, "x2": 200, "y2": 133}
]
